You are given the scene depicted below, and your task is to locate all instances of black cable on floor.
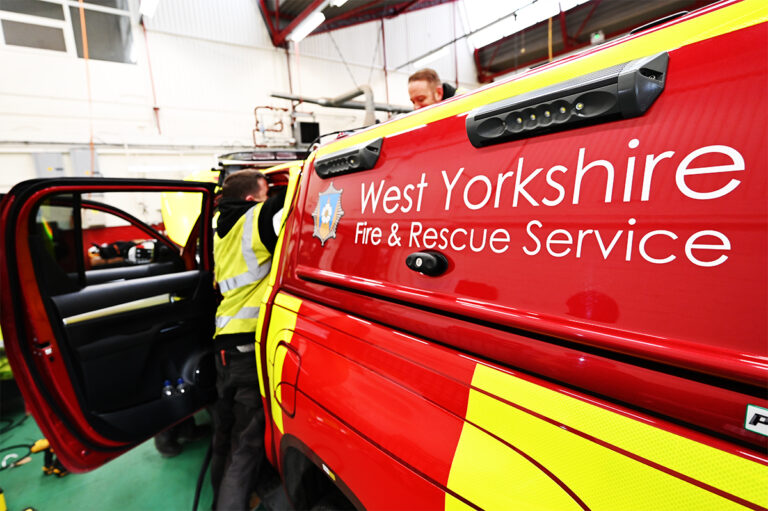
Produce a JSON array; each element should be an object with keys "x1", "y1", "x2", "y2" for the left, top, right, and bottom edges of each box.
[
  {"x1": 0, "y1": 414, "x2": 28, "y2": 435},
  {"x1": 192, "y1": 440, "x2": 213, "y2": 511}
]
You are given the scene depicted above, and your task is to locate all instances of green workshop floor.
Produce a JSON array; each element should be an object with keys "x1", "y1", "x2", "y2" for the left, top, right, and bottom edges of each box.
[{"x1": 1, "y1": 398, "x2": 214, "y2": 511}]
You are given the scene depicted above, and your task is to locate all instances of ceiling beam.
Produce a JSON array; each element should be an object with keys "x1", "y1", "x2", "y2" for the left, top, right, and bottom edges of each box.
[
  {"x1": 258, "y1": 0, "x2": 279, "y2": 45},
  {"x1": 274, "y1": 0, "x2": 281, "y2": 32}
]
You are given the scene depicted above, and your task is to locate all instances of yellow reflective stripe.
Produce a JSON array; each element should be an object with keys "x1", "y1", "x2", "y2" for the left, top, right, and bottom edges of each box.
[
  {"x1": 445, "y1": 495, "x2": 476, "y2": 511},
  {"x1": 267, "y1": 163, "x2": 303, "y2": 289},
  {"x1": 264, "y1": 293, "x2": 302, "y2": 435},
  {"x1": 446, "y1": 363, "x2": 768, "y2": 510},
  {"x1": 447, "y1": 417, "x2": 583, "y2": 511},
  {"x1": 274, "y1": 291, "x2": 303, "y2": 313},
  {"x1": 317, "y1": 0, "x2": 767, "y2": 160},
  {"x1": 256, "y1": 163, "x2": 304, "y2": 399},
  {"x1": 270, "y1": 329, "x2": 295, "y2": 434},
  {"x1": 474, "y1": 364, "x2": 767, "y2": 506}
]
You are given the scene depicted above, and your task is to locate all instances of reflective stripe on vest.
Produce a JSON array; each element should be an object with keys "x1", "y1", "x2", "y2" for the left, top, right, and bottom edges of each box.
[
  {"x1": 218, "y1": 208, "x2": 272, "y2": 293},
  {"x1": 215, "y1": 306, "x2": 260, "y2": 330},
  {"x1": 214, "y1": 202, "x2": 272, "y2": 338}
]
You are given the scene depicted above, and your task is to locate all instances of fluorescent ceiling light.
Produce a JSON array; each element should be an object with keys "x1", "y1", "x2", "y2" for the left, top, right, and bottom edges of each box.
[
  {"x1": 139, "y1": 0, "x2": 160, "y2": 18},
  {"x1": 412, "y1": 47, "x2": 450, "y2": 69},
  {"x1": 288, "y1": 11, "x2": 326, "y2": 42},
  {"x1": 330, "y1": 0, "x2": 349, "y2": 7}
]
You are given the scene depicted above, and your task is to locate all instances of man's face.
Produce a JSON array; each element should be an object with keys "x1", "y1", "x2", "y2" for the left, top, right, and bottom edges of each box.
[
  {"x1": 245, "y1": 177, "x2": 269, "y2": 202},
  {"x1": 254, "y1": 177, "x2": 269, "y2": 202},
  {"x1": 408, "y1": 79, "x2": 443, "y2": 109}
]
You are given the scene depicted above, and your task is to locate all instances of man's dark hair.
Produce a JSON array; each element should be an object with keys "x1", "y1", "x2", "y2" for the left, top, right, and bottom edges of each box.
[
  {"x1": 221, "y1": 169, "x2": 267, "y2": 200},
  {"x1": 408, "y1": 68, "x2": 441, "y2": 87}
]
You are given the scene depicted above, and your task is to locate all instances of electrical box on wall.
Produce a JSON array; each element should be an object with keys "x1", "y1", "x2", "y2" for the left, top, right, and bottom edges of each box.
[
  {"x1": 70, "y1": 147, "x2": 102, "y2": 177},
  {"x1": 33, "y1": 153, "x2": 65, "y2": 178},
  {"x1": 294, "y1": 121, "x2": 320, "y2": 146}
]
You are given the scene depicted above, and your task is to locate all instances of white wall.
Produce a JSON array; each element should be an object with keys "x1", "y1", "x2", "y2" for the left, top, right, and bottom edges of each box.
[{"x1": 0, "y1": 0, "x2": 479, "y2": 192}]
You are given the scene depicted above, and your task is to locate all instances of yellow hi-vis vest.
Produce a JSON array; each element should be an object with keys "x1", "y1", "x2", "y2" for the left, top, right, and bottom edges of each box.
[{"x1": 213, "y1": 202, "x2": 272, "y2": 338}]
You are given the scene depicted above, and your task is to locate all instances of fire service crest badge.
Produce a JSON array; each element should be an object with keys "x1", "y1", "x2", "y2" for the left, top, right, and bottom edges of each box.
[{"x1": 312, "y1": 183, "x2": 344, "y2": 246}]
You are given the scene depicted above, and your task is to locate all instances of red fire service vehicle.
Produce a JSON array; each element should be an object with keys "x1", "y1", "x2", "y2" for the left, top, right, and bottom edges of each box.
[{"x1": 1, "y1": 1, "x2": 766, "y2": 509}]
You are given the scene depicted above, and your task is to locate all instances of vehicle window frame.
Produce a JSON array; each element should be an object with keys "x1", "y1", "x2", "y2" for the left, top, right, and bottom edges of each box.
[{"x1": 33, "y1": 192, "x2": 189, "y2": 294}]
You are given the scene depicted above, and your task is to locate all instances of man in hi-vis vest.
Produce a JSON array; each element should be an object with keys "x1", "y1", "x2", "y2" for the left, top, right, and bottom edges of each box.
[{"x1": 211, "y1": 169, "x2": 285, "y2": 511}]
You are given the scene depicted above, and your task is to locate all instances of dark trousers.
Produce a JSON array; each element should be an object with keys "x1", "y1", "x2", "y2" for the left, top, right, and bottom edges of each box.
[{"x1": 211, "y1": 347, "x2": 267, "y2": 511}]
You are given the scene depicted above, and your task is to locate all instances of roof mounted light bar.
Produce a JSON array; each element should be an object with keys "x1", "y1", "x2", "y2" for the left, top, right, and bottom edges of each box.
[{"x1": 466, "y1": 52, "x2": 669, "y2": 148}]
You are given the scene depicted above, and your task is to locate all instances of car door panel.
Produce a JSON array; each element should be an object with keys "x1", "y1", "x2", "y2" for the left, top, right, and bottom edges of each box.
[
  {"x1": 0, "y1": 178, "x2": 217, "y2": 470},
  {"x1": 49, "y1": 271, "x2": 216, "y2": 438}
]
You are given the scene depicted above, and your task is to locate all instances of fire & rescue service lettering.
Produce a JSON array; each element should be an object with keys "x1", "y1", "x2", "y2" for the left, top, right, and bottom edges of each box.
[{"x1": 354, "y1": 140, "x2": 745, "y2": 267}]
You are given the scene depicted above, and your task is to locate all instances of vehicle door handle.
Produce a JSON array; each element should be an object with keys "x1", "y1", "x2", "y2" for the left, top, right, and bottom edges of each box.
[
  {"x1": 405, "y1": 251, "x2": 448, "y2": 277},
  {"x1": 159, "y1": 322, "x2": 183, "y2": 335}
]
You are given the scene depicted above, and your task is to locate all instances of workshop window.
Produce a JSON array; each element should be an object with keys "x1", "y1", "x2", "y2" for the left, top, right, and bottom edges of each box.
[
  {"x1": 0, "y1": 0, "x2": 65, "y2": 20},
  {"x1": 0, "y1": 0, "x2": 67, "y2": 52},
  {"x1": 0, "y1": 0, "x2": 134, "y2": 63},
  {"x1": 1, "y1": 19, "x2": 66, "y2": 51},
  {"x1": 69, "y1": 2, "x2": 134, "y2": 63}
]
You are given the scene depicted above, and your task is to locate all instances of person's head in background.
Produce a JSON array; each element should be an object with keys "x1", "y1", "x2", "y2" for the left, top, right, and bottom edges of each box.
[
  {"x1": 408, "y1": 68, "x2": 444, "y2": 109},
  {"x1": 221, "y1": 169, "x2": 268, "y2": 202}
]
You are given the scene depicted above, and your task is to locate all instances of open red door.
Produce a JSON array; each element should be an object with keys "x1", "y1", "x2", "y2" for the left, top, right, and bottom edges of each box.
[{"x1": 0, "y1": 178, "x2": 217, "y2": 471}]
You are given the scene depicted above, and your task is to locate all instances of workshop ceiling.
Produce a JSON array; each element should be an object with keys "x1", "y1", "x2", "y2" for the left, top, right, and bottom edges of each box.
[
  {"x1": 474, "y1": 0, "x2": 718, "y2": 82},
  {"x1": 258, "y1": 0, "x2": 456, "y2": 46},
  {"x1": 257, "y1": 0, "x2": 722, "y2": 83}
]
